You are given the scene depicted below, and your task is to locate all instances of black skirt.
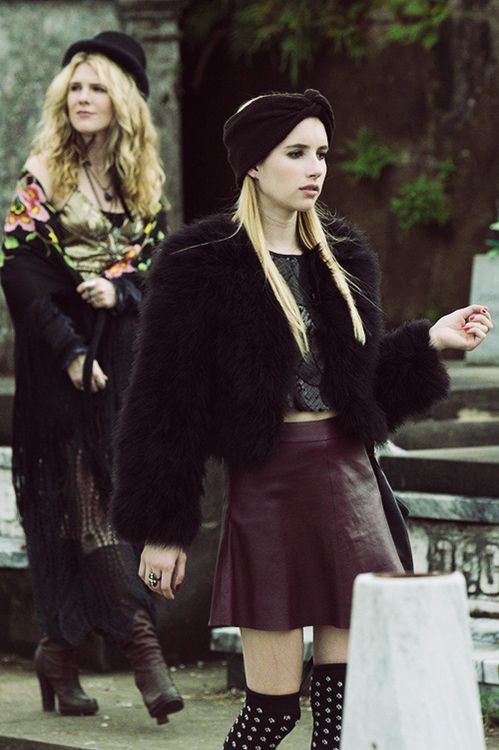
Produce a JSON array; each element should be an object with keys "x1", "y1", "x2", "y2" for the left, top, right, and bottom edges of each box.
[{"x1": 209, "y1": 417, "x2": 403, "y2": 630}]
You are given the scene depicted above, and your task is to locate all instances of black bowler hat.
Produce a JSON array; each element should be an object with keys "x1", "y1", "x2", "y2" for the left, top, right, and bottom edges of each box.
[{"x1": 62, "y1": 31, "x2": 149, "y2": 98}]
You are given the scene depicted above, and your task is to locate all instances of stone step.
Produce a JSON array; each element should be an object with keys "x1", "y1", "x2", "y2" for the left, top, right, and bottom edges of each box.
[
  {"x1": 431, "y1": 363, "x2": 499, "y2": 420},
  {"x1": 472, "y1": 618, "x2": 499, "y2": 647},
  {"x1": 380, "y1": 446, "x2": 499, "y2": 497},
  {"x1": 210, "y1": 622, "x2": 499, "y2": 690},
  {"x1": 394, "y1": 418, "x2": 499, "y2": 450}
]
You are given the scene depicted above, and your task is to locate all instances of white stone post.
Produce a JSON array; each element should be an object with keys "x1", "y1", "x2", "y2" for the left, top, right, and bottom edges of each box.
[{"x1": 341, "y1": 571, "x2": 486, "y2": 750}]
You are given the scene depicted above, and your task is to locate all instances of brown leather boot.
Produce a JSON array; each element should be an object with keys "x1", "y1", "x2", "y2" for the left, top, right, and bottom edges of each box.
[
  {"x1": 34, "y1": 638, "x2": 99, "y2": 716},
  {"x1": 123, "y1": 609, "x2": 184, "y2": 724}
]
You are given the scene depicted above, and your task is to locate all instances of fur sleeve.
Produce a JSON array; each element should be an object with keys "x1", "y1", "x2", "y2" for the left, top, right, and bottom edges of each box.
[
  {"x1": 374, "y1": 319, "x2": 450, "y2": 433},
  {"x1": 111, "y1": 238, "x2": 217, "y2": 549},
  {"x1": 329, "y1": 217, "x2": 450, "y2": 433}
]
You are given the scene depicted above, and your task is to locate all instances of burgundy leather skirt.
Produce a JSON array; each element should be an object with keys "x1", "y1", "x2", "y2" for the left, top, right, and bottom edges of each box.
[{"x1": 209, "y1": 418, "x2": 403, "y2": 630}]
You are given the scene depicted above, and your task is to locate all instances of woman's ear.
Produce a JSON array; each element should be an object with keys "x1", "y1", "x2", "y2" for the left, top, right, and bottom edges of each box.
[{"x1": 247, "y1": 166, "x2": 259, "y2": 180}]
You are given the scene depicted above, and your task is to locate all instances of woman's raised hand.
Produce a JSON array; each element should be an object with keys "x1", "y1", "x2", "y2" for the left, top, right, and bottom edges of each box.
[
  {"x1": 429, "y1": 304, "x2": 493, "y2": 352},
  {"x1": 77, "y1": 278, "x2": 117, "y2": 308},
  {"x1": 67, "y1": 353, "x2": 108, "y2": 392},
  {"x1": 139, "y1": 544, "x2": 187, "y2": 600}
]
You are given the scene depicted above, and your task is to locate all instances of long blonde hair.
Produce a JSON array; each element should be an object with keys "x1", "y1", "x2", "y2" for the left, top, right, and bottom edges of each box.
[
  {"x1": 29, "y1": 52, "x2": 166, "y2": 217},
  {"x1": 233, "y1": 176, "x2": 366, "y2": 355}
]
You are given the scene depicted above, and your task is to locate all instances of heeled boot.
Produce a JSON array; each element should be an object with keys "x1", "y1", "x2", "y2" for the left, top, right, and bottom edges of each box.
[
  {"x1": 34, "y1": 638, "x2": 99, "y2": 716},
  {"x1": 122, "y1": 609, "x2": 184, "y2": 725}
]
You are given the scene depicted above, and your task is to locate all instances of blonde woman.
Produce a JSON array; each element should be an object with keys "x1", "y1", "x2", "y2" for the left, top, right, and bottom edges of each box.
[
  {"x1": 111, "y1": 90, "x2": 493, "y2": 749},
  {"x1": 1, "y1": 32, "x2": 183, "y2": 723}
]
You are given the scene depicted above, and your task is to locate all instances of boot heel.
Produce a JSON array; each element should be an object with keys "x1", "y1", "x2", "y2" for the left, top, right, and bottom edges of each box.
[{"x1": 37, "y1": 670, "x2": 55, "y2": 712}]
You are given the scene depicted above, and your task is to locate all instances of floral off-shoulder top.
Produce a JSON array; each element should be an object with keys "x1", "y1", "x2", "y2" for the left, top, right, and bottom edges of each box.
[{"x1": 2, "y1": 171, "x2": 168, "y2": 369}]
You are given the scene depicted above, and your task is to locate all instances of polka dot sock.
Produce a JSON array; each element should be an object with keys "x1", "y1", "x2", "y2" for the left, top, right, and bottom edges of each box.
[
  {"x1": 223, "y1": 687, "x2": 301, "y2": 749},
  {"x1": 310, "y1": 663, "x2": 347, "y2": 749}
]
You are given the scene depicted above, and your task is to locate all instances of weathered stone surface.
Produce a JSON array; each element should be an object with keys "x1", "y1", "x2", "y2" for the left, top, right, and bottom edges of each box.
[
  {"x1": 466, "y1": 255, "x2": 499, "y2": 365},
  {"x1": 401, "y1": 491, "x2": 499, "y2": 523},
  {"x1": 394, "y1": 418, "x2": 499, "y2": 450},
  {"x1": 407, "y1": 518, "x2": 499, "y2": 613},
  {"x1": 342, "y1": 572, "x2": 486, "y2": 750},
  {"x1": 117, "y1": 0, "x2": 186, "y2": 230}
]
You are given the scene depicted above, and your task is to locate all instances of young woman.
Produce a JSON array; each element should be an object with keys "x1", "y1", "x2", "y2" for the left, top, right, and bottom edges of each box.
[
  {"x1": 111, "y1": 89, "x2": 493, "y2": 749},
  {"x1": 2, "y1": 31, "x2": 183, "y2": 724}
]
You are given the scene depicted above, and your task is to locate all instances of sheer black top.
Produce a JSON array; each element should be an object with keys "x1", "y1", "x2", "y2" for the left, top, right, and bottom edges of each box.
[{"x1": 271, "y1": 251, "x2": 331, "y2": 412}]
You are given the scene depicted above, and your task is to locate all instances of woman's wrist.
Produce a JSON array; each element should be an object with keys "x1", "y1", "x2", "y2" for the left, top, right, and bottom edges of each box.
[{"x1": 428, "y1": 325, "x2": 442, "y2": 351}]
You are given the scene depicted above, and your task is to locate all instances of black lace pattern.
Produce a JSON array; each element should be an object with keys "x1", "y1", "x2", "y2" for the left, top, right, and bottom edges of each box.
[{"x1": 271, "y1": 251, "x2": 331, "y2": 412}]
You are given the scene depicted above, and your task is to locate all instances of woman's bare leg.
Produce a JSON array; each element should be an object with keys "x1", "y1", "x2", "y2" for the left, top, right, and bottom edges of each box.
[
  {"x1": 240, "y1": 627, "x2": 304, "y2": 693},
  {"x1": 313, "y1": 625, "x2": 349, "y2": 664}
]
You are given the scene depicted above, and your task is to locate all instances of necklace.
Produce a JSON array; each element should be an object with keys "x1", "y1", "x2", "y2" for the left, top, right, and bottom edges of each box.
[
  {"x1": 82, "y1": 160, "x2": 114, "y2": 202},
  {"x1": 81, "y1": 162, "x2": 124, "y2": 258}
]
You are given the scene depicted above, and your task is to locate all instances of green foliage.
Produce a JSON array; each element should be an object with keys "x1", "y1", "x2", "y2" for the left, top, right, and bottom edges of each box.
[
  {"x1": 481, "y1": 695, "x2": 499, "y2": 731},
  {"x1": 390, "y1": 159, "x2": 453, "y2": 231},
  {"x1": 385, "y1": 0, "x2": 450, "y2": 49},
  {"x1": 340, "y1": 127, "x2": 399, "y2": 182},
  {"x1": 183, "y1": 0, "x2": 450, "y2": 84},
  {"x1": 485, "y1": 220, "x2": 499, "y2": 257},
  {"x1": 229, "y1": 1, "x2": 367, "y2": 83}
]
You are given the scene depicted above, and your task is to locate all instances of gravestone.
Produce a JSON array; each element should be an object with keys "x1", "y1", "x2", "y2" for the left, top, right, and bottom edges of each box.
[{"x1": 466, "y1": 255, "x2": 499, "y2": 365}]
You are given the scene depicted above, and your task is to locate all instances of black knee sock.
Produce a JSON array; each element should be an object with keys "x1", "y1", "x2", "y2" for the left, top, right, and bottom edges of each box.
[
  {"x1": 223, "y1": 687, "x2": 300, "y2": 749},
  {"x1": 310, "y1": 663, "x2": 347, "y2": 750}
]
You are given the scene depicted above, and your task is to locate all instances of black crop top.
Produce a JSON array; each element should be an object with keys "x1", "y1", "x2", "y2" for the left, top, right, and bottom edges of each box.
[{"x1": 271, "y1": 251, "x2": 331, "y2": 412}]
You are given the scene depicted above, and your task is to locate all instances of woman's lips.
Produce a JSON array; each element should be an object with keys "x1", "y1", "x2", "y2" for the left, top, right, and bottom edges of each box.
[{"x1": 300, "y1": 185, "x2": 319, "y2": 197}]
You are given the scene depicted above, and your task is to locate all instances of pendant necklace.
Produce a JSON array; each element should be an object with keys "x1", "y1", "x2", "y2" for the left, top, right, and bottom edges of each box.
[
  {"x1": 82, "y1": 161, "x2": 123, "y2": 258},
  {"x1": 82, "y1": 160, "x2": 114, "y2": 202}
]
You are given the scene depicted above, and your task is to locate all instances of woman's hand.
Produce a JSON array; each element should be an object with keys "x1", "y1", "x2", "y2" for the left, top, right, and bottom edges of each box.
[
  {"x1": 66, "y1": 353, "x2": 108, "y2": 393},
  {"x1": 429, "y1": 304, "x2": 493, "y2": 352},
  {"x1": 139, "y1": 544, "x2": 187, "y2": 600},
  {"x1": 77, "y1": 278, "x2": 117, "y2": 309}
]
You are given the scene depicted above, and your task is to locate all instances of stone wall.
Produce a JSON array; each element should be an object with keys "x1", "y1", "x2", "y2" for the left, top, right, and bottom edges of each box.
[{"x1": 0, "y1": 0, "x2": 184, "y2": 374}]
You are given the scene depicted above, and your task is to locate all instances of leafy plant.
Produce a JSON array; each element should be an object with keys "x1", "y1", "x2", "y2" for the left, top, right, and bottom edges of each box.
[
  {"x1": 390, "y1": 159, "x2": 454, "y2": 231},
  {"x1": 485, "y1": 220, "x2": 499, "y2": 258},
  {"x1": 183, "y1": 0, "x2": 451, "y2": 85},
  {"x1": 481, "y1": 695, "x2": 499, "y2": 731},
  {"x1": 340, "y1": 127, "x2": 399, "y2": 182},
  {"x1": 385, "y1": 0, "x2": 450, "y2": 49}
]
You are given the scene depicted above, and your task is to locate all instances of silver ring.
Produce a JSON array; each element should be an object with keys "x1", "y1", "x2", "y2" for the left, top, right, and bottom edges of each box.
[{"x1": 148, "y1": 571, "x2": 160, "y2": 588}]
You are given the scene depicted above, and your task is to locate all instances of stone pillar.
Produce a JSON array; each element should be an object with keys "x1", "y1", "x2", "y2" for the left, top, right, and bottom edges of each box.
[
  {"x1": 117, "y1": 0, "x2": 187, "y2": 229},
  {"x1": 342, "y1": 572, "x2": 486, "y2": 750}
]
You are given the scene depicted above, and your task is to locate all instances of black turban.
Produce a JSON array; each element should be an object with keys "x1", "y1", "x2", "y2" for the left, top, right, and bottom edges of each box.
[{"x1": 223, "y1": 89, "x2": 335, "y2": 188}]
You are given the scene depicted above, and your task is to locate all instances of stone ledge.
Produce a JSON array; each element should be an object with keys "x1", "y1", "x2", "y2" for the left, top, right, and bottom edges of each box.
[
  {"x1": 398, "y1": 491, "x2": 499, "y2": 523},
  {"x1": 0, "y1": 537, "x2": 27, "y2": 569}
]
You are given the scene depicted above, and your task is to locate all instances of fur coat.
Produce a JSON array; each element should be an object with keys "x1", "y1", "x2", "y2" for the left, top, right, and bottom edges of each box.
[{"x1": 111, "y1": 213, "x2": 450, "y2": 549}]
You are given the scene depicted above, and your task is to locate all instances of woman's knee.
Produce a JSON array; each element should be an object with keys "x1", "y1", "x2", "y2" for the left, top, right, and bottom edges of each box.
[
  {"x1": 313, "y1": 625, "x2": 349, "y2": 665},
  {"x1": 240, "y1": 628, "x2": 304, "y2": 694}
]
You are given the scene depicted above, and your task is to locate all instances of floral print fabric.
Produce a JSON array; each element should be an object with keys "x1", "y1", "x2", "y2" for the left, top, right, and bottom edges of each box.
[{"x1": 2, "y1": 171, "x2": 166, "y2": 277}]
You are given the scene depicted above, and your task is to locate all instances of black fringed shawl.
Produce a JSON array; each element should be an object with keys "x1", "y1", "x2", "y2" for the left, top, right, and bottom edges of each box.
[{"x1": 1, "y1": 172, "x2": 166, "y2": 643}]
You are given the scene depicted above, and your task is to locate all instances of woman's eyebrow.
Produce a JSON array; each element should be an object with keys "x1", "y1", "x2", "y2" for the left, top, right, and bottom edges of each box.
[{"x1": 284, "y1": 143, "x2": 329, "y2": 150}]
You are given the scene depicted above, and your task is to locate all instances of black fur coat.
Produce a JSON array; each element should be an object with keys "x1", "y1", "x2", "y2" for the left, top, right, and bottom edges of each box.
[{"x1": 111, "y1": 213, "x2": 449, "y2": 549}]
